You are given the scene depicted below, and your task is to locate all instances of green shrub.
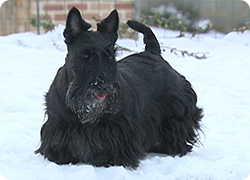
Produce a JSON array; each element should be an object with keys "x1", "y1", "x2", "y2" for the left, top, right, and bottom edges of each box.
[{"x1": 29, "y1": 14, "x2": 55, "y2": 33}]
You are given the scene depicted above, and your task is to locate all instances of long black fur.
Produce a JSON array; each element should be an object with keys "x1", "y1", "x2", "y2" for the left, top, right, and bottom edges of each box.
[{"x1": 35, "y1": 7, "x2": 203, "y2": 168}]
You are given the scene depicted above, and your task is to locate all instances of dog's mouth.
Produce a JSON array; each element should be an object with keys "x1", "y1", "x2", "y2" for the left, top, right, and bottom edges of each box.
[{"x1": 94, "y1": 93, "x2": 107, "y2": 100}]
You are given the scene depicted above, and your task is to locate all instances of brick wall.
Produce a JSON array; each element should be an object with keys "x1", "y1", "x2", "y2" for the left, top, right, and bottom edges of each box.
[
  {"x1": 0, "y1": 0, "x2": 135, "y2": 35},
  {"x1": 30, "y1": 0, "x2": 135, "y2": 32}
]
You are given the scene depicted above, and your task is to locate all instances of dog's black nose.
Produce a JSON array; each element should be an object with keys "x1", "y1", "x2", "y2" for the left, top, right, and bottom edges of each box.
[
  {"x1": 99, "y1": 83, "x2": 113, "y2": 93},
  {"x1": 94, "y1": 74, "x2": 113, "y2": 93}
]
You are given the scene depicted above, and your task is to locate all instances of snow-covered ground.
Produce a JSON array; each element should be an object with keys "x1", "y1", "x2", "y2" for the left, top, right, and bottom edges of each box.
[{"x1": 0, "y1": 25, "x2": 250, "y2": 180}]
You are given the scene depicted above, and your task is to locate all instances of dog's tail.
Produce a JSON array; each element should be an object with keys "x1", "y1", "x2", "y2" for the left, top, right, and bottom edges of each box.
[{"x1": 127, "y1": 20, "x2": 161, "y2": 55}]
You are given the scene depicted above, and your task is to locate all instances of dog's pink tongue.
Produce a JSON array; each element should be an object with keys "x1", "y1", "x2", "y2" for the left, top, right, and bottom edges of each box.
[{"x1": 95, "y1": 93, "x2": 107, "y2": 100}]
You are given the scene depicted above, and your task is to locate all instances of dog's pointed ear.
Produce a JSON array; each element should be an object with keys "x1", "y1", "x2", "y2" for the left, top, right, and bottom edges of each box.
[
  {"x1": 97, "y1": 9, "x2": 119, "y2": 42},
  {"x1": 63, "y1": 7, "x2": 92, "y2": 44}
]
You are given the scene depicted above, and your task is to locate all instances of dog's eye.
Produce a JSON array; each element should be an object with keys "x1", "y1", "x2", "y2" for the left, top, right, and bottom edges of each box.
[{"x1": 82, "y1": 54, "x2": 90, "y2": 60}]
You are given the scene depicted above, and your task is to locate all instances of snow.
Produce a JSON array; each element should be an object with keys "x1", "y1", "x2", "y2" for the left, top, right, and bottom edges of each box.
[{"x1": 0, "y1": 24, "x2": 250, "y2": 180}]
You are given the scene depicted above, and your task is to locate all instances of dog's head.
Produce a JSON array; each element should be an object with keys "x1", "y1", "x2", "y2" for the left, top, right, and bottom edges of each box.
[{"x1": 63, "y1": 7, "x2": 121, "y2": 124}]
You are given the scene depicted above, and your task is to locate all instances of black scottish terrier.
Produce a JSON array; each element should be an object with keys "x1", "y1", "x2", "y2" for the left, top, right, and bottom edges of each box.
[{"x1": 36, "y1": 7, "x2": 203, "y2": 168}]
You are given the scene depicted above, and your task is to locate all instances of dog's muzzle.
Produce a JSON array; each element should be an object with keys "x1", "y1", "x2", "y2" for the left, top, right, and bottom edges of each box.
[{"x1": 65, "y1": 77, "x2": 121, "y2": 124}]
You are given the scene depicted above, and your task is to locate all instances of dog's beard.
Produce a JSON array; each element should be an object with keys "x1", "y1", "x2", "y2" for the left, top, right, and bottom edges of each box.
[{"x1": 65, "y1": 81, "x2": 121, "y2": 124}]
